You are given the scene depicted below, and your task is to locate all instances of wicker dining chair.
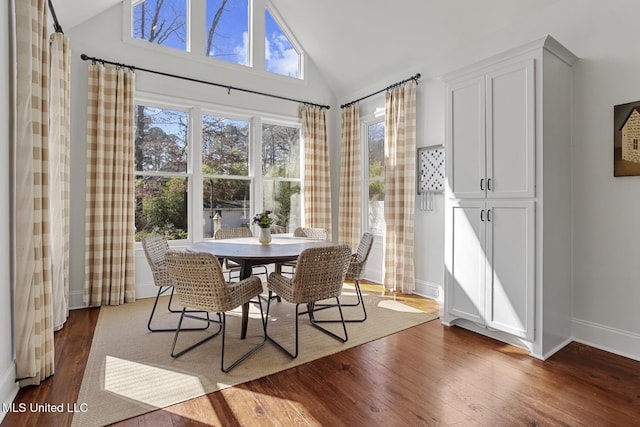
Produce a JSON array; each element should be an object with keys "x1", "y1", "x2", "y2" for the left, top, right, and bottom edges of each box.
[
  {"x1": 165, "y1": 250, "x2": 266, "y2": 373},
  {"x1": 265, "y1": 245, "x2": 352, "y2": 359},
  {"x1": 279, "y1": 227, "x2": 329, "y2": 276},
  {"x1": 314, "y1": 232, "x2": 374, "y2": 322},
  {"x1": 141, "y1": 235, "x2": 209, "y2": 333},
  {"x1": 214, "y1": 227, "x2": 268, "y2": 281}
]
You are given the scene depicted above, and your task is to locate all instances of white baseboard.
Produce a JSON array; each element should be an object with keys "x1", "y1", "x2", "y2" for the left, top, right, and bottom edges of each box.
[
  {"x1": 414, "y1": 280, "x2": 443, "y2": 301},
  {"x1": 68, "y1": 282, "x2": 165, "y2": 311},
  {"x1": 136, "y1": 282, "x2": 160, "y2": 300},
  {"x1": 0, "y1": 361, "x2": 18, "y2": 423},
  {"x1": 69, "y1": 289, "x2": 85, "y2": 310},
  {"x1": 572, "y1": 318, "x2": 640, "y2": 362}
]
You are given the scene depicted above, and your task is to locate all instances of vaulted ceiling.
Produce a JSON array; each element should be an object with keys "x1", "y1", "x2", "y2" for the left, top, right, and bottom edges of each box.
[{"x1": 51, "y1": 0, "x2": 561, "y2": 95}]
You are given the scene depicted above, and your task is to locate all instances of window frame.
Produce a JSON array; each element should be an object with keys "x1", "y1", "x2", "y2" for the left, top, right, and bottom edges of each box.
[
  {"x1": 133, "y1": 92, "x2": 303, "y2": 248},
  {"x1": 133, "y1": 98, "x2": 192, "y2": 246},
  {"x1": 260, "y1": 118, "x2": 304, "y2": 231}
]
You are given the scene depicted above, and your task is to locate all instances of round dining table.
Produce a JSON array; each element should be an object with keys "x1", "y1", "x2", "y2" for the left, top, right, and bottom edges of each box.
[{"x1": 187, "y1": 235, "x2": 337, "y2": 338}]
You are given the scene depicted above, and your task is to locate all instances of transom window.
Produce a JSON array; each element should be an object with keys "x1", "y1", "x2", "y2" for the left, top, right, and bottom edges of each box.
[
  {"x1": 206, "y1": 0, "x2": 250, "y2": 65},
  {"x1": 132, "y1": 0, "x2": 188, "y2": 50},
  {"x1": 265, "y1": 9, "x2": 300, "y2": 78},
  {"x1": 127, "y1": 0, "x2": 303, "y2": 79}
]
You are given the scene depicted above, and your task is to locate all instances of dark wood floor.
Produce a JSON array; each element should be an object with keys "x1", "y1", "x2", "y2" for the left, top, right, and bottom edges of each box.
[{"x1": 3, "y1": 286, "x2": 640, "y2": 426}]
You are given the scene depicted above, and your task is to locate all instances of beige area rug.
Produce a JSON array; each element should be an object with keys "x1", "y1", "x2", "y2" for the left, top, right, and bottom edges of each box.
[{"x1": 72, "y1": 285, "x2": 438, "y2": 427}]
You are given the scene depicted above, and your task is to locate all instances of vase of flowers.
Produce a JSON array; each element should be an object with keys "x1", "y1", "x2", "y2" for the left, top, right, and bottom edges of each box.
[{"x1": 253, "y1": 210, "x2": 273, "y2": 245}]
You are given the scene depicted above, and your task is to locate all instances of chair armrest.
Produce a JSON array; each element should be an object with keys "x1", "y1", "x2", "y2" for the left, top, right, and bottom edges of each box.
[
  {"x1": 226, "y1": 276, "x2": 263, "y2": 310},
  {"x1": 267, "y1": 272, "x2": 294, "y2": 300}
]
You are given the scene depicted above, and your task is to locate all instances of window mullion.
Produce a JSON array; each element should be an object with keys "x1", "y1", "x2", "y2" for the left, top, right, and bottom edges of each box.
[
  {"x1": 251, "y1": 116, "x2": 262, "y2": 218},
  {"x1": 191, "y1": 108, "x2": 204, "y2": 241},
  {"x1": 190, "y1": 0, "x2": 205, "y2": 55}
]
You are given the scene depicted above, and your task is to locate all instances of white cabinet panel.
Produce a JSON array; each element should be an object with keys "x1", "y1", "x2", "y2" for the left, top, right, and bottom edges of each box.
[
  {"x1": 447, "y1": 59, "x2": 535, "y2": 200},
  {"x1": 448, "y1": 77, "x2": 485, "y2": 198},
  {"x1": 486, "y1": 59, "x2": 535, "y2": 198},
  {"x1": 448, "y1": 201, "x2": 485, "y2": 324},
  {"x1": 485, "y1": 201, "x2": 535, "y2": 339}
]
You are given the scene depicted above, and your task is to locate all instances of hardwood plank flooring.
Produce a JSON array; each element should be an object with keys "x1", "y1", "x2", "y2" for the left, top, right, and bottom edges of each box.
[{"x1": 3, "y1": 284, "x2": 640, "y2": 426}]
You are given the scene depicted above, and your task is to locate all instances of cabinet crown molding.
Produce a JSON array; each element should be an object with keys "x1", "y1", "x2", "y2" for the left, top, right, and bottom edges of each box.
[{"x1": 440, "y1": 35, "x2": 578, "y2": 83}]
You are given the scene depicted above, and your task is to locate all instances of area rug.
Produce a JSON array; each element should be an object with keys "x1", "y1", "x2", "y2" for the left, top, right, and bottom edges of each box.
[{"x1": 72, "y1": 285, "x2": 438, "y2": 427}]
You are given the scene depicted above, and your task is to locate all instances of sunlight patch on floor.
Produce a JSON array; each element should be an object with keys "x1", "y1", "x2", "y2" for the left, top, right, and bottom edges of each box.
[{"x1": 103, "y1": 355, "x2": 205, "y2": 407}]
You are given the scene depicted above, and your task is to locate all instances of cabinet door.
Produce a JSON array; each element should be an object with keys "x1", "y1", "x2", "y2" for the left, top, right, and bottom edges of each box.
[
  {"x1": 484, "y1": 201, "x2": 535, "y2": 340},
  {"x1": 485, "y1": 59, "x2": 535, "y2": 198},
  {"x1": 447, "y1": 76, "x2": 486, "y2": 199},
  {"x1": 446, "y1": 201, "x2": 485, "y2": 324}
]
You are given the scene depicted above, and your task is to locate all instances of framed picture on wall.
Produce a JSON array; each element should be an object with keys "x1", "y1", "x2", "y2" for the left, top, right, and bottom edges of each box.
[{"x1": 614, "y1": 100, "x2": 640, "y2": 177}]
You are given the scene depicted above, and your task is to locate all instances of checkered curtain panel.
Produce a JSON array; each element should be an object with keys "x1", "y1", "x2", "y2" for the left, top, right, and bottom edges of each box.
[
  {"x1": 338, "y1": 104, "x2": 362, "y2": 250},
  {"x1": 301, "y1": 105, "x2": 332, "y2": 235},
  {"x1": 84, "y1": 63, "x2": 136, "y2": 307},
  {"x1": 50, "y1": 32, "x2": 71, "y2": 331},
  {"x1": 14, "y1": 0, "x2": 55, "y2": 387},
  {"x1": 384, "y1": 81, "x2": 417, "y2": 293}
]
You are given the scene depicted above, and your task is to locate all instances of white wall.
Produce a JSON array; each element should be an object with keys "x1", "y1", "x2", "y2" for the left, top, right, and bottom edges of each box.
[
  {"x1": 66, "y1": 3, "x2": 336, "y2": 305},
  {"x1": 1, "y1": 1, "x2": 19, "y2": 420},
  {"x1": 337, "y1": 0, "x2": 640, "y2": 361}
]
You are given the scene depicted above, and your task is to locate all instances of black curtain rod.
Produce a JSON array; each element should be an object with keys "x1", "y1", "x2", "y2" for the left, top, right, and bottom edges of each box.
[
  {"x1": 48, "y1": 0, "x2": 64, "y2": 33},
  {"x1": 80, "y1": 54, "x2": 330, "y2": 110},
  {"x1": 340, "y1": 73, "x2": 421, "y2": 109}
]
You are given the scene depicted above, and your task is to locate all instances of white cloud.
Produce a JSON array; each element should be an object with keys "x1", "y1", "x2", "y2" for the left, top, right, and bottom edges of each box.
[
  {"x1": 234, "y1": 31, "x2": 249, "y2": 66},
  {"x1": 265, "y1": 33, "x2": 299, "y2": 78}
]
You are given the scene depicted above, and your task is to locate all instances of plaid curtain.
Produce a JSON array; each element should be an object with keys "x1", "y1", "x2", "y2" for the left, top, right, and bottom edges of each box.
[
  {"x1": 84, "y1": 63, "x2": 136, "y2": 306},
  {"x1": 14, "y1": 0, "x2": 55, "y2": 387},
  {"x1": 384, "y1": 81, "x2": 417, "y2": 293},
  {"x1": 301, "y1": 105, "x2": 332, "y2": 235},
  {"x1": 338, "y1": 104, "x2": 361, "y2": 250},
  {"x1": 49, "y1": 32, "x2": 71, "y2": 331}
]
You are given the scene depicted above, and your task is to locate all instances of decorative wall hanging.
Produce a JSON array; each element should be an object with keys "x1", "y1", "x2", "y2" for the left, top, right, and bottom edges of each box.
[
  {"x1": 614, "y1": 100, "x2": 640, "y2": 177},
  {"x1": 417, "y1": 145, "x2": 445, "y2": 211}
]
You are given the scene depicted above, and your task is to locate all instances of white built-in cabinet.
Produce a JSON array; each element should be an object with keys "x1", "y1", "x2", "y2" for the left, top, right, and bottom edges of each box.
[{"x1": 442, "y1": 36, "x2": 577, "y2": 359}]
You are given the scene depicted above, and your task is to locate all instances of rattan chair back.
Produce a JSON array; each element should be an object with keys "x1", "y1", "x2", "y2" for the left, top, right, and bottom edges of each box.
[
  {"x1": 141, "y1": 235, "x2": 172, "y2": 287},
  {"x1": 214, "y1": 227, "x2": 253, "y2": 239},
  {"x1": 165, "y1": 250, "x2": 265, "y2": 372},
  {"x1": 281, "y1": 245, "x2": 351, "y2": 304},
  {"x1": 346, "y1": 232, "x2": 374, "y2": 281},
  {"x1": 165, "y1": 251, "x2": 258, "y2": 313},
  {"x1": 293, "y1": 227, "x2": 328, "y2": 240}
]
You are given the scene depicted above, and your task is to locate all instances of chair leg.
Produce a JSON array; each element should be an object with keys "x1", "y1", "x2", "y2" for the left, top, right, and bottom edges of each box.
[
  {"x1": 148, "y1": 286, "x2": 212, "y2": 332},
  {"x1": 265, "y1": 291, "x2": 299, "y2": 359},
  {"x1": 166, "y1": 287, "x2": 180, "y2": 312},
  {"x1": 308, "y1": 298, "x2": 348, "y2": 342},
  {"x1": 310, "y1": 280, "x2": 367, "y2": 323},
  {"x1": 171, "y1": 310, "x2": 220, "y2": 358},
  {"x1": 220, "y1": 298, "x2": 267, "y2": 373}
]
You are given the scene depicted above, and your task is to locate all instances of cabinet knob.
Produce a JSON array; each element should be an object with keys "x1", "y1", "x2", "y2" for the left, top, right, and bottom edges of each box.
[
  {"x1": 487, "y1": 178, "x2": 492, "y2": 191},
  {"x1": 480, "y1": 178, "x2": 485, "y2": 191},
  {"x1": 480, "y1": 209, "x2": 485, "y2": 222}
]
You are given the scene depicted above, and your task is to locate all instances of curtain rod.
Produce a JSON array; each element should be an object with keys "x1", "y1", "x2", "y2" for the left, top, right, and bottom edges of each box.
[
  {"x1": 80, "y1": 54, "x2": 330, "y2": 110},
  {"x1": 340, "y1": 73, "x2": 421, "y2": 109},
  {"x1": 48, "y1": 0, "x2": 64, "y2": 33}
]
